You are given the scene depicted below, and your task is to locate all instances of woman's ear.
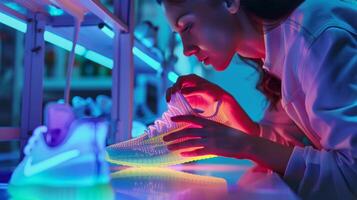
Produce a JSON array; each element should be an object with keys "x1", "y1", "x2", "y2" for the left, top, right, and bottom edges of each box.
[{"x1": 224, "y1": 0, "x2": 240, "y2": 14}]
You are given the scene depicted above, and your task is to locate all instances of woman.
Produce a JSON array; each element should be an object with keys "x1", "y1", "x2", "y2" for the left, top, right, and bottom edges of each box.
[{"x1": 157, "y1": 0, "x2": 357, "y2": 198}]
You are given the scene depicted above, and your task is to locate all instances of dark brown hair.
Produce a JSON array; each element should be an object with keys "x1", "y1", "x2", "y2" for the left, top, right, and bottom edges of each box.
[{"x1": 157, "y1": 0, "x2": 305, "y2": 110}]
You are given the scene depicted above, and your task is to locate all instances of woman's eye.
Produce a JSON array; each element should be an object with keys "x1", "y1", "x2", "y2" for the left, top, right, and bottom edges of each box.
[{"x1": 182, "y1": 23, "x2": 192, "y2": 33}]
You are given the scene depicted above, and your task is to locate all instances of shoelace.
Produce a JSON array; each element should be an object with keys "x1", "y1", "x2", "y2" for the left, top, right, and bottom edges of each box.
[
  {"x1": 144, "y1": 103, "x2": 183, "y2": 138},
  {"x1": 143, "y1": 93, "x2": 223, "y2": 138},
  {"x1": 24, "y1": 126, "x2": 48, "y2": 156}
]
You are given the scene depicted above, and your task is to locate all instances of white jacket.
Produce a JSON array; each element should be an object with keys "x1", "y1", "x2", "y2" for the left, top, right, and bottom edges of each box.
[{"x1": 258, "y1": 0, "x2": 357, "y2": 198}]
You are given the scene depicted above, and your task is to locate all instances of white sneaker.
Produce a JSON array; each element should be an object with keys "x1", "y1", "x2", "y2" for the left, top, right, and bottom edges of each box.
[
  {"x1": 106, "y1": 92, "x2": 230, "y2": 167},
  {"x1": 9, "y1": 103, "x2": 110, "y2": 186}
]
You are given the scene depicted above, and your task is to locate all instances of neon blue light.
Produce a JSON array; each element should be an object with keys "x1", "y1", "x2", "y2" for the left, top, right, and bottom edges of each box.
[
  {"x1": 85, "y1": 50, "x2": 113, "y2": 69},
  {"x1": 44, "y1": 31, "x2": 86, "y2": 55},
  {"x1": 101, "y1": 26, "x2": 115, "y2": 39},
  {"x1": 0, "y1": 11, "x2": 163, "y2": 71},
  {"x1": 0, "y1": 12, "x2": 86, "y2": 57},
  {"x1": 0, "y1": 11, "x2": 26, "y2": 32},
  {"x1": 168, "y1": 71, "x2": 179, "y2": 83},
  {"x1": 100, "y1": 27, "x2": 163, "y2": 71},
  {"x1": 48, "y1": 5, "x2": 64, "y2": 16},
  {"x1": 133, "y1": 47, "x2": 161, "y2": 72},
  {"x1": 4, "y1": 2, "x2": 26, "y2": 15},
  {"x1": 141, "y1": 38, "x2": 154, "y2": 48}
]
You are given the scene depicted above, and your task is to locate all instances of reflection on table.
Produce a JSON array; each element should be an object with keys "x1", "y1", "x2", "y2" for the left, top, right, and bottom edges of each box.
[
  {"x1": 4, "y1": 157, "x2": 299, "y2": 200},
  {"x1": 111, "y1": 167, "x2": 228, "y2": 200},
  {"x1": 109, "y1": 157, "x2": 299, "y2": 200}
]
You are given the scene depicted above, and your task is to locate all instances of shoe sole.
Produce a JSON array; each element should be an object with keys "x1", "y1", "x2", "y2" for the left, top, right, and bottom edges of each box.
[{"x1": 106, "y1": 125, "x2": 217, "y2": 167}]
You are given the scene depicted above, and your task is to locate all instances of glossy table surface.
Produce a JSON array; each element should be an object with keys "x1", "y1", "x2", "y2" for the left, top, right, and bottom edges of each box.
[{"x1": 0, "y1": 157, "x2": 299, "y2": 200}]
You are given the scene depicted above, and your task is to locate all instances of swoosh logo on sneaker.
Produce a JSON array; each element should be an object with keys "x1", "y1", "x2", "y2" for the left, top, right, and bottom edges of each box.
[{"x1": 24, "y1": 149, "x2": 80, "y2": 176}]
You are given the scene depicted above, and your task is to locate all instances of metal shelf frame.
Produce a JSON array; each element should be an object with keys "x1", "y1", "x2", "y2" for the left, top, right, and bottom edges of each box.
[{"x1": 0, "y1": 0, "x2": 134, "y2": 149}]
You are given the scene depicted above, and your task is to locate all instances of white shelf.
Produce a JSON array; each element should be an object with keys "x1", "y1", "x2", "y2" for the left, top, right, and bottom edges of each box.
[
  {"x1": 13, "y1": 0, "x2": 128, "y2": 32},
  {"x1": 4, "y1": 0, "x2": 126, "y2": 67},
  {"x1": 0, "y1": 0, "x2": 137, "y2": 144},
  {"x1": 81, "y1": 0, "x2": 128, "y2": 32},
  {"x1": 1, "y1": 1, "x2": 163, "y2": 72}
]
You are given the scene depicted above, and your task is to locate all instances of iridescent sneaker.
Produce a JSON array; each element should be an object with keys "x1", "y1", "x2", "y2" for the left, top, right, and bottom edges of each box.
[
  {"x1": 9, "y1": 103, "x2": 110, "y2": 186},
  {"x1": 106, "y1": 92, "x2": 230, "y2": 167}
]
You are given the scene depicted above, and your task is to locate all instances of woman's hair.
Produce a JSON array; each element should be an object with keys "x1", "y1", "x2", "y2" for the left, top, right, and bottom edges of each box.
[
  {"x1": 157, "y1": 0, "x2": 304, "y2": 110},
  {"x1": 239, "y1": 56, "x2": 282, "y2": 110}
]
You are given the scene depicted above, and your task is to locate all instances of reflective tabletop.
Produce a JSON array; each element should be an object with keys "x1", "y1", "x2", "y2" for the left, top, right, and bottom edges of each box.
[{"x1": 1, "y1": 157, "x2": 299, "y2": 200}]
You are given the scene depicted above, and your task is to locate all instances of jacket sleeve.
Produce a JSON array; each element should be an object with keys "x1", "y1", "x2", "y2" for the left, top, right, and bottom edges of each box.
[
  {"x1": 258, "y1": 101, "x2": 307, "y2": 147},
  {"x1": 283, "y1": 27, "x2": 357, "y2": 199}
]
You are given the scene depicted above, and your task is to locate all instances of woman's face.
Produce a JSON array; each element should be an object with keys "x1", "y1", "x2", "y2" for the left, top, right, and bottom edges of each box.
[{"x1": 162, "y1": 0, "x2": 244, "y2": 71}]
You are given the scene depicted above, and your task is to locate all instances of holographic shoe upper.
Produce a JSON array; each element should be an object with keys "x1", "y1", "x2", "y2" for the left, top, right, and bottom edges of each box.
[
  {"x1": 106, "y1": 93, "x2": 230, "y2": 167},
  {"x1": 10, "y1": 103, "x2": 110, "y2": 186}
]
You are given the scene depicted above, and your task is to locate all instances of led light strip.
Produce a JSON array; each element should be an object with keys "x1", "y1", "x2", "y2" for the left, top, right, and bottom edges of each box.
[
  {"x1": 0, "y1": 10, "x2": 179, "y2": 81},
  {"x1": 168, "y1": 71, "x2": 179, "y2": 83},
  {"x1": 99, "y1": 23, "x2": 180, "y2": 82}
]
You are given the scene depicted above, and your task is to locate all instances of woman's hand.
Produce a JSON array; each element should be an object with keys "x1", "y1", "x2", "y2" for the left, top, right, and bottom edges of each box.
[
  {"x1": 166, "y1": 74, "x2": 230, "y2": 110},
  {"x1": 163, "y1": 115, "x2": 293, "y2": 175},
  {"x1": 163, "y1": 115, "x2": 254, "y2": 159},
  {"x1": 166, "y1": 74, "x2": 260, "y2": 135}
]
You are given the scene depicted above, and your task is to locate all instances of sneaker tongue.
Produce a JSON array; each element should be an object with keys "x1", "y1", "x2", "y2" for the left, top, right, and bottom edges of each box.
[
  {"x1": 170, "y1": 93, "x2": 194, "y2": 115},
  {"x1": 44, "y1": 103, "x2": 75, "y2": 147},
  {"x1": 174, "y1": 93, "x2": 224, "y2": 119},
  {"x1": 146, "y1": 92, "x2": 228, "y2": 138}
]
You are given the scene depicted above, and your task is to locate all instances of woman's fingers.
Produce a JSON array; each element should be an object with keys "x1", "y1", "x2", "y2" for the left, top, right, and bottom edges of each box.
[
  {"x1": 181, "y1": 87, "x2": 218, "y2": 102},
  {"x1": 171, "y1": 115, "x2": 214, "y2": 125},
  {"x1": 167, "y1": 138, "x2": 206, "y2": 151},
  {"x1": 166, "y1": 74, "x2": 207, "y2": 102},
  {"x1": 181, "y1": 148, "x2": 209, "y2": 157},
  {"x1": 181, "y1": 87, "x2": 208, "y2": 96},
  {"x1": 175, "y1": 74, "x2": 205, "y2": 89},
  {"x1": 163, "y1": 127, "x2": 204, "y2": 142}
]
